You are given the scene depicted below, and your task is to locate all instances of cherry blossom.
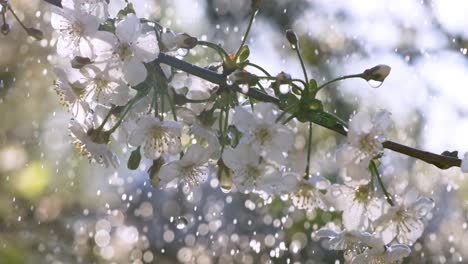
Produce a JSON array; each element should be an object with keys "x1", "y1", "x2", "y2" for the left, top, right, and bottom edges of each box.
[
  {"x1": 158, "y1": 144, "x2": 210, "y2": 188},
  {"x1": 69, "y1": 119, "x2": 119, "y2": 168},
  {"x1": 327, "y1": 183, "x2": 385, "y2": 231},
  {"x1": 232, "y1": 103, "x2": 294, "y2": 165},
  {"x1": 374, "y1": 190, "x2": 434, "y2": 245},
  {"x1": 128, "y1": 115, "x2": 182, "y2": 160}
]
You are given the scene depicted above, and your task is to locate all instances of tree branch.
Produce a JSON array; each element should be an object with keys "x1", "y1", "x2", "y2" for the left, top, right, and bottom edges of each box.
[
  {"x1": 42, "y1": 0, "x2": 463, "y2": 170},
  {"x1": 156, "y1": 53, "x2": 462, "y2": 170}
]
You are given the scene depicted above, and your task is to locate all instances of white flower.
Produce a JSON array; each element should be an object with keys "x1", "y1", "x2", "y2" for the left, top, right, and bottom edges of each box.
[
  {"x1": 158, "y1": 144, "x2": 210, "y2": 188},
  {"x1": 352, "y1": 243, "x2": 411, "y2": 264},
  {"x1": 316, "y1": 229, "x2": 373, "y2": 252},
  {"x1": 232, "y1": 103, "x2": 294, "y2": 165},
  {"x1": 78, "y1": 65, "x2": 131, "y2": 106},
  {"x1": 62, "y1": 0, "x2": 109, "y2": 21},
  {"x1": 374, "y1": 190, "x2": 434, "y2": 245},
  {"x1": 53, "y1": 67, "x2": 90, "y2": 120},
  {"x1": 191, "y1": 124, "x2": 220, "y2": 160},
  {"x1": 51, "y1": 5, "x2": 101, "y2": 58},
  {"x1": 461, "y1": 152, "x2": 468, "y2": 173},
  {"x1": 222, "y1": 143, "x2": 295, "y2": 194},
  {"x1": 336, "y1": 110, "x2": 391, "y2": 184},
  {"x1": 128, "y1": 115, "x2": 182, "y2": 160},
  {"x1": 69, "y1": 119, "x2": 119, "y2": 168},
  {"x1": 327, "y1": 184, "x2": 385, "y2": 231},
  {"x1": 171, "y1": 73, "x2": 216, "y2": 114},
  {"x1": 94, "y1": 14, "x2": 159, "y2": 86},
  {"x1": 290, "y1": 175, "x2": 330, "y2": 211}
]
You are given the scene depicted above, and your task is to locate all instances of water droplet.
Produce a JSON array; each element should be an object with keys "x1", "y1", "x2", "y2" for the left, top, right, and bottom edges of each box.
[
  {"x1": 367, "y1": 80, "x2": 383, "y2": 88},
  {"x1": 219, "y1": 172, "x2": 232, "y2": 194},
  {"x1": 176, "y1": 216, "x2": 188, "y2": 230}
]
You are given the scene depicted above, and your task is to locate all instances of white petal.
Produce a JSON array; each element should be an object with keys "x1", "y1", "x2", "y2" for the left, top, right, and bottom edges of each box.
[
  {"x1": 133, "y1": 31, "x2": 159, "y2": 62},
  {"x1": 343, "y1": 201, "x2": 367, "y2": 230},
  {"x1": 115, "y1": 13, "x2": 141, "y2": 44},
  {"x1": 412, "y1": 197, "x2": 434, "y2": 218},
  {"x1": 386, "y1": 244, "x2": 411, "y2": 262},
  {"x1": 128, "y1": 129, "x2": 145, "y2": 147},
  {"x1": 123, "y1": 59, "x2": 147, "y2": 86},
  {"x1": 462, "y1": 152, "x2": 468, "y2": 173},
  {"x1": 232, "y1": 106, "x2": 256, "y2": 133},
  {"x1": 316, "y1": 229, "x2": 338, "y2": 238}
]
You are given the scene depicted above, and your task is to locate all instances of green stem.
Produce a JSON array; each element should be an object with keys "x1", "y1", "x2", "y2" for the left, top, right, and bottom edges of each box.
[
  {"x1": 292, "y1": 79, "x2": 307, "y2": 88},
  {"x1": 7, "y1": 4, "x2": 29, "y2": 32},
  {"x1": 295, "y1": 48, "x2": 309, "y2": 84},
  {"x1": 184, "y1": 96, "x2": 216, "y2": 103},
  {"x1": 220, "y1": 108, "x2": 230, "y2": 153},
  {"x1": 315, "y1": 74, "x2": 363, "y2": 93},
  {"x1": 235, "y1": 10, "x2": 256, "y2": 59},
  {"x1": 107, "y1": 97, "x2": 140, "y2": 134},
  {"x1": 304, "y1": 122, "x2": 313, "y2": 179},
  {"x1": 197, "y1": 40, "x2": 229, "y2": 59},
  {"x1": 155, "y1": 53, "x2": 462, "y2": 170},
  {"x1": 242, "y1": 62, "x2": 271, "y2": 76},
  {"x1": 370, "y1": 160, "x2": 394, "y2": 206},
  {"x1": 96, "y1": 106, "x2": 116, "y2": 132},
  {"x1": 166, "y1": 93, "x2": 178, "y2": 122},
  {"x1": 275, "y1": 102, "x2": 299, "y2": 123},
  {"x1": 153, "y1": 88, "x2": 160, "y2": 120}
]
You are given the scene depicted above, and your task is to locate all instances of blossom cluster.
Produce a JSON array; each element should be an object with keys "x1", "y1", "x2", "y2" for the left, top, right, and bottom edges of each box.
[{"x1": 49, "y1": 0, "x2": 439, "y2": 262}]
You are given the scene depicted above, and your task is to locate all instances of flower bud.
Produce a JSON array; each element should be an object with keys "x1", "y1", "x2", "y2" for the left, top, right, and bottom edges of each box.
[
  {"x1": 1, "y1": 23, "x2": 9, "y2": 35},
  {"x1": 227, "y1": 70, "x2": 257, "y2": 85},
  {"x1": 127, "y1": 147, "x2": 141, "y2": 170},
  {"x1": 362, "y1": 64, "x2": 391, "y2": 82},
  {"x1": 26, "y1": 27, "x2": 43, "y2": 40},
  {"x1": 251, "y1": 0, "x2": 262, "y2": 10},
  {"x1": 276, "y1": 71, "x2": 292, "y2": 84},
  {"x1": 71, "y1": 56, "x2": 92, "y2": 69},
  {"x1": 175, "y1": 33, "x2": 198, "y2": 49},
  {"x1": 162, "y1": 30, "x2": 198, "y2": 51},
  {"x1": 285, "y1": 29, "x2": 298, "y2": 49},
  {"x1": 148, "y1": 157, "x2": 165, "y2": 186}
]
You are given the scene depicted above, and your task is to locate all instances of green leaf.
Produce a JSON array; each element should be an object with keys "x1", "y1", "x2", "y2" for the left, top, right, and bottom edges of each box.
[
  {"x1": 308, "y1": 79, "x2": 317, "y2": 91},
  {"x1": 298, "y1": 110, "x2": 347, "y2": 135},
  {"x1": 98, "y1": 18, "x2": 116, "y2": 32},
  {"x1": 236, "y1": 45, "x2": 250, "y2": 63},
  {"x1": 117, "y1": 3, "x2": 136, "y2": 18},
  {"x1": 278, "y1": 93, "x2": 300, "y2": 110},
  {"x1": 441, "y1": 150, "x2": 459, "y2": 159},
  {"x1": 127, "y1": 147, "x2": 141, "y2": 170}
]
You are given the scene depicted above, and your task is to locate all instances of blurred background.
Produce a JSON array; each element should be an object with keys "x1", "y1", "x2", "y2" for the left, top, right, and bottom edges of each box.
[{"x1": 1, "y1": 0, "x2": 468, "y2": 263}]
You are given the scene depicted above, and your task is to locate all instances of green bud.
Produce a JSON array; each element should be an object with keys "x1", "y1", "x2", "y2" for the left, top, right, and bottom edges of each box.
[
  {"x1": 285, "y1": 29, "x2": 298, "y2": 49},
  {"x1": 127, "y1": 147, "x2": 141, "y2": 170},
  {"x1": 251, "y1": 0, "x2": 262, "y2": 10},
  {"x1": 148, "y1": 157, "x2": 165, "y2": 186},
  {"x1": 276, "y1": 71, "x2": 292, "y2": 83},
  {"x1": 308, "y1": 98, "x2": 323, "y2": 111},
  {"x1": 1, "y1": 23, "x2": 10, "y2": 35},
  {"x1": 175, "y1": 33, "x2": 198, "y2": 49},
  {"x1": 236, "y1": 45, "x2": 250, "y2": 63},
  {"x1": 361, "y1": 64, "x2": 391, "y2": 82}
]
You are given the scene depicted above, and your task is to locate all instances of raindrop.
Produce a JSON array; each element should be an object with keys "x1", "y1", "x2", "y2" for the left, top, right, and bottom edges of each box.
[
  {"x1": 176, "y1": 216, "x2": 188, "y2": 230},
  {"x1": 367, "y1": 80, "x2": 383, "y2": 88}
]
